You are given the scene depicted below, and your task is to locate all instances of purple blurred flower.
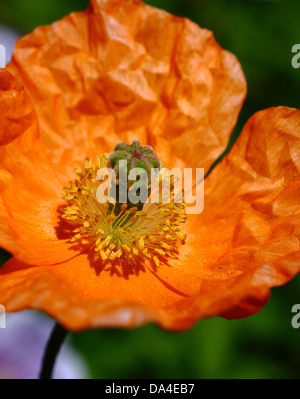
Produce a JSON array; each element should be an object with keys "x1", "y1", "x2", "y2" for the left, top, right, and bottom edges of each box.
[
  {"x1": 0, "y1": 311, "x2": 89, "y2": 379},
  {"x1": 0, "y1": 25, "x2": 20, "y2": 64}
]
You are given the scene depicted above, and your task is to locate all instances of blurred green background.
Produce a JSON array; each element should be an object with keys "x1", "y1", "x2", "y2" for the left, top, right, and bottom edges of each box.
[{"x1": 1, "y1": 0, "x2": 300, "y2": 379}]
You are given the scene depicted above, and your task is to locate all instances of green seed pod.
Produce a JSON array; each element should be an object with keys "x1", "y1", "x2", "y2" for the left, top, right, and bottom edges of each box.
[{"x1": 107, "y1": 140, "x2": 161, "y2": 186}]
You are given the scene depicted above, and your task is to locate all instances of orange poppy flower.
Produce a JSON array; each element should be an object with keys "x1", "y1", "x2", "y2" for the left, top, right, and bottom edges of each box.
[{"x1": 0, "y1": 0, "x2": 299, "y2": 332}]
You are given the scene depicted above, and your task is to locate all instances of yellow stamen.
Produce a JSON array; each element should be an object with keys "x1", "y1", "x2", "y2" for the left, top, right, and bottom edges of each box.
[{"x1": 62, "y1": 154, "x2": 187, "y2": 266}]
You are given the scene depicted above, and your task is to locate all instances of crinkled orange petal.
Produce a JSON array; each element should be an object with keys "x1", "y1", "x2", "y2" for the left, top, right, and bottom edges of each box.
[
  {"x1": 192, "y1": 106, "x2": 300, "y2": 320},
  {"x1": 0, "y1": 215, "x2": 205, "y2": 330},
  {"x1": 0, "y1": 70, "x2": 36, "y2": 146},
  {"x1": 1, "y1": 106, "x2": 299, "y2": 331},
  {"x1": 0, "y1": 70, "x2": 80, "y2": 265},
  {"x1": 7, "y1": 0, "x2": 246, "y2": 181}
]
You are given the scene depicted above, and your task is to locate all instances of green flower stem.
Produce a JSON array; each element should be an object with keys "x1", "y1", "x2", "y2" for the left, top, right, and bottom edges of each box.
[{"x1": 39, "y1": 322, "x2": 68, "y2": 379}]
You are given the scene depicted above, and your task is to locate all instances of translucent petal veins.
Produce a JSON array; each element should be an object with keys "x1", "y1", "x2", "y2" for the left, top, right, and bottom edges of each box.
[{"x1": 62, "y1": 153, "x2": 187, "y2": 268}]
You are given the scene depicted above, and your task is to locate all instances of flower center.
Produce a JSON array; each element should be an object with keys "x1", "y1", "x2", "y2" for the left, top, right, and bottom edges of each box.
[{"x1": 62, "y1": 142, "x2": 186, "y2": 268}]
